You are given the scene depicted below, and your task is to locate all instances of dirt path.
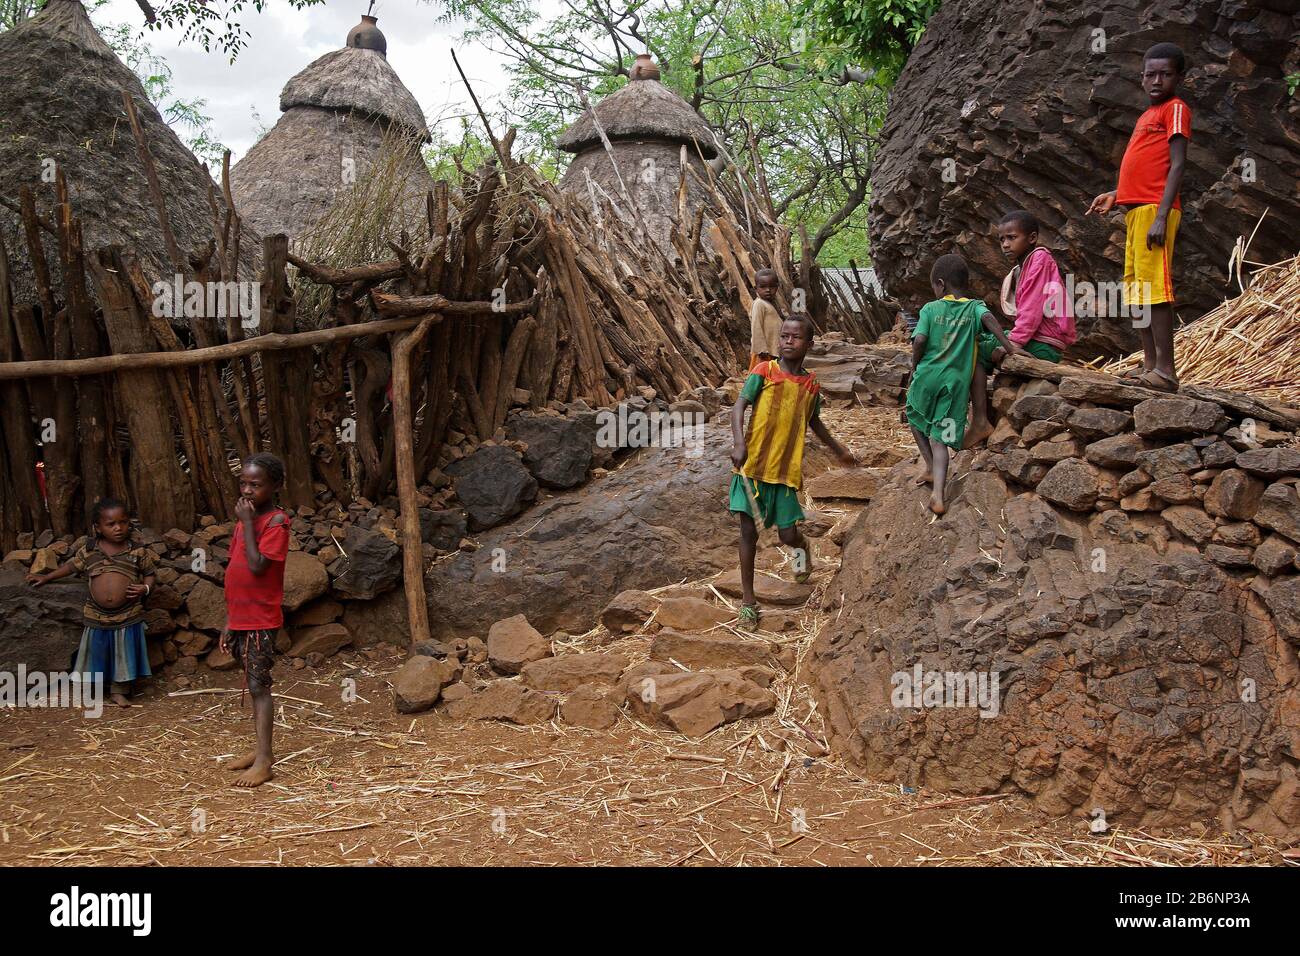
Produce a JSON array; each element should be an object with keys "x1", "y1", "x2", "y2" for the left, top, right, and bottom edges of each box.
[{"x1": 0, "y1": 407, "x2": 1284, "y2": 866}]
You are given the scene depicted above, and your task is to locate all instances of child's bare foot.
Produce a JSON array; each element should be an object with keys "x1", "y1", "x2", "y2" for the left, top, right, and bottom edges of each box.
[
  {"x1": 962, "y1": 422, "x2": 994, "y2": 450},
  {"x1": 233, "y1": 759, "x2": 274, "y2": 788},
  {"x1": 110, "y1": 693, "x2": 130, "y2": 708},
  {"x1": 929, "y1": 490, "x2": 947, "y2": 515},
  {"x1": 225, "y1": 752, "x2": 258, "y2": 772},
  {"x1": 914, "y1": 467, "x2": 932, "y2": 486}
]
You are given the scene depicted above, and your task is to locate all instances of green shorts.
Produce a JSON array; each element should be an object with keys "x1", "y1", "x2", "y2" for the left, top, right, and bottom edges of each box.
[
  {"x1": 728, "y1": 473, "x2": 804, "y2": 529},
  {"x1": 977, "y1": 335, "x2": 1061, "y2": 372}
]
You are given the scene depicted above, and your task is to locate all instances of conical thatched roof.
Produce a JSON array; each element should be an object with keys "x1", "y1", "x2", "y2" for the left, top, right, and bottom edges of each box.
[
  {"x1": 557, "y1": 70, "x2": 719, "y2": 160},
  {"x1": 0, "y1": 0, "x2": 259, "y2": 313},
  {"x1": 230, "y1": 14, "x2": 431, "y2": 243}
]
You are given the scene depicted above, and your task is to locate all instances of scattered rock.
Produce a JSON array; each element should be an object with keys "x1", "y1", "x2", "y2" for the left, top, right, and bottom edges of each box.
[
  {"x1": 805, "y1": 468, "x2": 888, "y2": 501},
  {"x1": 185, "y1": 579, "x2": 226, "y2": 633},
  {"x1": 289, "y1": 598, "x2": 343, "y2": 627},
  {"x1": 1205, "y1": 544, "x2": 1254, "y2": 568},
  {"x1": 713, "y1": 568, "x2": 812, "y2": 606},
  {"x1": 1149, "y1": 474, "x2": 1196, "y2": 504},
  {"x1": 1007, "y1": 395, "x2": 1076, "y2": 430},
  {"x1": 392, "y1": 656, "x2": 461, "y2": 713},
  {"x1": 1235, "y1": 447, "x2": 1300, "y2": 480},
  {"x1": 445, "y1": 679, "x2": 558, "y2": 724},
  {"x1": 1035, "y1": 458, "x2": 1102, "y2": 512},
  {"x1": 520, "y1": 652, "x2": 629, "y2": 692},
  {"x1": 654, "y1": 596, "x2": 734, "y2": 631},
  {"x1": 486, "y1": 614, "x2": 552, "y2": 674},
  {"x1": 1161, "y1": 506, "x2": 1217, "y2": 546},
  {"x1": 505, "y1": 413, "x2": 597, "y2": 489},
  {"x1": 1254, "y1": 536, "x2": 1298, "y2": 576},
  {"x1": 600, "y1": 589, "x2": 661, "y2": 634},
  {"x1": 1213, "y1": 523, "x2": 1261, "y2": 548},
  {"x1": 1254, "y1": 483, "x2": 1300, "y2": 543},
  {"x1": 1204, "y1": 469, "x2": 1266, "y2": 520},
  {"x1": 1135, "y1": 443, "x2": 1201, "y2": 479},
  {"x1": 1084, "y1": 434, "x2": 1148, "y2": 470},
  {"x1": 626, "y1": 669, "x2": 776, "y2": 738},
  {"x1": 1067, "y1": 407, "x2": 1133, "y2": 442},
  {"x1": 650, "y1": 629, "x2": 775, "y2": 670},
  {"x1": 560, "y1": 683, "x2": 622, "y2": 730},
  {"x1": 281, "y1": 551, "x2": 329, "y2": 610},
  {"x1": 419, "y1": 509, "x2": 469, "y2": 552},
  {"x1": 286, "y1": 623, "x2": 352, "y2": 659}
]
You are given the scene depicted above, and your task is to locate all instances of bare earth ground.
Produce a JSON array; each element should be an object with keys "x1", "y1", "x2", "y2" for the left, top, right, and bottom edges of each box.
[{"x1": 0, "y1": 407, "x2": 1290, "y2": 866}]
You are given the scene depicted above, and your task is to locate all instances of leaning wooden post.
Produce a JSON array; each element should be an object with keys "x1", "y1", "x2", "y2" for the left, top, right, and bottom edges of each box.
[{"x1": 391, "y1": 314, "x2": 438, "y2": 647}]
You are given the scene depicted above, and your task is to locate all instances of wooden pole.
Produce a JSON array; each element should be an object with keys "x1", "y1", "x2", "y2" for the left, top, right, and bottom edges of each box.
[
  {"x1": 0, "y1": 315, "x2": 430, "y2": 380},
  {"x1": 390, "y1": 314, "x2": 437, "y2": 648}
]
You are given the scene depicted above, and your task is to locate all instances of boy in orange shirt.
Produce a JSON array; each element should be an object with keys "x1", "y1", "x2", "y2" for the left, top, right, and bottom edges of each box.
[{"x1": 1087, "y1": 42, "x2": 1190, "y2": 392}]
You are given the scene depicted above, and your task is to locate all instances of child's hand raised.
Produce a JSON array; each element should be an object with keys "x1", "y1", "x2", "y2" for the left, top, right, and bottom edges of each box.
[
  {"x1": 234, "y1": 496, "x2": 256, "y2": 522},
  {"x1": 1086, "y1": 191, "x2": 1116, "y2": 216}
]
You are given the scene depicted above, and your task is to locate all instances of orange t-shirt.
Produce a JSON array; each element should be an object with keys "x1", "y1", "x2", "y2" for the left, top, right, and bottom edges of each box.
[{"x1": 1116, "y1": 97, "x2": 1191, "y2": 209}]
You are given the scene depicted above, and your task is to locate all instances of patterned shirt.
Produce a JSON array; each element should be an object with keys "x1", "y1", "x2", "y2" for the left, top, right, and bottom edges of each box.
[
  {"x1": 70, "y1": 539, "x2": 157, "y2": 627},
  {"x1": 737, "y1": 360, "x2": 822, "y2": 490}
]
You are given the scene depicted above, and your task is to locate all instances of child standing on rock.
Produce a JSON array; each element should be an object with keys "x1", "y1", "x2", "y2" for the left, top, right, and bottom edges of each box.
[
  {"x1": 26, "y1": 497, "x2": 156, "y2": 708},
  {"x1": 748, "y1": 268, "x2": 783, "y2": 371},
  {"x1": 965, "y1": 210, "x2": 1074, "y2": 447},
  {"x1": 1087, "y1": 41, "x2": 1191, "y2": 392},
  {"x1": 907, "y1": 255, "x2": 1018, "y2": 516},
  {"x1": 220, "y1": 452, "x2": 290, "y2": 789},
  {"x1": 730, "y1": 313, "x2": 857, "y2": 630}
]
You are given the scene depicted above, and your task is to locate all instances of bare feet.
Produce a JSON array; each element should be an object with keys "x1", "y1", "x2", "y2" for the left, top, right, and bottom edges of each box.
[
  {"x1": 225, "y1": 752, "x2": 258, "y2": 772},
  {"x1": 929, "y1": 491, "x2": 947, "y2": 516},
  {"x1": 962, "y1": 421, "x2": 994, "y2": 450},
  {"x1": 233, "y1": 760, "x2": 274, "y2": 788},
  {"x1": 110, "y1": 693, "x2": 130, "y2": 708},
  {"x1": 914, "y1": 465, "x2": 932, "y2": 486}
]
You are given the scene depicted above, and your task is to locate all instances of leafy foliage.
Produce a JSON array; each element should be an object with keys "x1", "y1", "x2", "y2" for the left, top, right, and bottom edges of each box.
[{"x1": 794, "y1": 0, "x2": 939, "y2": 83}]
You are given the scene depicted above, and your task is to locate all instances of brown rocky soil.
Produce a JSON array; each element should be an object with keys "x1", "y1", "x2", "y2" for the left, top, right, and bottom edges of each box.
[{"x1": 0, "y1": 402, "x2": 1291, "y2": 866}]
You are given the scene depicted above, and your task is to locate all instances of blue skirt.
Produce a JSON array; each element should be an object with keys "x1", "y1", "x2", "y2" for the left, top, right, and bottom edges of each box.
[{"x1": 74, "y1": 621, "x2": 152, "y2": 685}]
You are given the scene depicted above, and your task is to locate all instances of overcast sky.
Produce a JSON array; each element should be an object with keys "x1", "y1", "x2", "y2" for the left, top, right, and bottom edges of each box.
[{"x1": 100, "y1": 0, "x2": 519, "y2": 163}]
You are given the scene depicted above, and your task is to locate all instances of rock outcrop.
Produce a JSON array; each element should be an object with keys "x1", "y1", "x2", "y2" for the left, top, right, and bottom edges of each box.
[
  {"x1": 869, "y1": 0, "x2": 1300, "y2": 356},
  {"x1": 812, "y1": 356, "x2": 1300, "y2": 836}
]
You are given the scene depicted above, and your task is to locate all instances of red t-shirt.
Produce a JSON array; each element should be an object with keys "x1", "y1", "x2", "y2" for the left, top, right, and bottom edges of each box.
[
  {"x1": 224, "y1": 507, "x2": 290, "y2": 629},
  {"x1": 1116, "y1": 97, "x2": 1191, "y2": 209}
]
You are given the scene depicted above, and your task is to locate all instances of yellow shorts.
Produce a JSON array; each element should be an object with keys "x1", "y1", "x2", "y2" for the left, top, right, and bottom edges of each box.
[{"x1": 1123, "y1": 204, "x2": 1180, "y2": 306}]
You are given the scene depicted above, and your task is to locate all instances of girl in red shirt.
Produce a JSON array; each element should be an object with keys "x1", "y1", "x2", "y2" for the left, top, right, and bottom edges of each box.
[{"x1": 220, "y1": 452, "x2": 290, "y2": 788}]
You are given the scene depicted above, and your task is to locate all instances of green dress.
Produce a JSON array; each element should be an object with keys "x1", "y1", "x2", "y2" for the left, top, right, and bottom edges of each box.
[{"x1": 905, "y1": 296, "x2": 987, "y2": 449}]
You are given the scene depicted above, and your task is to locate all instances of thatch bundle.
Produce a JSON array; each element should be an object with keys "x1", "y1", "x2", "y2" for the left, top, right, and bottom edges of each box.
[
  {"x1": 1105, "y1": 253, "x2": 1300, "y2": 405},
  {"x1": 230, "y1": 17, "x2": 432, "y2": 246},
  {"x1": 0, "y1": 0, "x2": 259, "y2": 309}
]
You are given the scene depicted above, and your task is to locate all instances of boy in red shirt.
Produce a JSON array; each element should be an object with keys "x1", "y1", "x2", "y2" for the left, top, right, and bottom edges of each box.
[
  {"x1": 220, "y1": 453, "x2": 290, "y2": 788},
  {"x1": 1087, "y1": 42, "x2": 1191, "y2": 392}
]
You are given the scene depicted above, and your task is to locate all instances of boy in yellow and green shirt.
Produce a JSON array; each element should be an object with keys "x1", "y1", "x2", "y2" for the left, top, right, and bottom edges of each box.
[{"x1": 729, "y1": 313, "x2": 856, "y2": 629}]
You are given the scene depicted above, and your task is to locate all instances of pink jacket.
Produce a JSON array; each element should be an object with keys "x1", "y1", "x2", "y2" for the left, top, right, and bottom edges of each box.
[{"x1": 1003, "y1": 247, "x2": 1077, "y2": 351}]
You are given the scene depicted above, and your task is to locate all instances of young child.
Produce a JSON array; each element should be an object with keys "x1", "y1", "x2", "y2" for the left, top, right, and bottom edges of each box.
[
  {"x1": 748, "y1": 269, "x2": 783, "y2": 371},
  {"x1": 220, "y1": 452, "x2": 290, "y2": 789},
  {"x1": 730, "y1": 313, "x2": 856, "y2": 629},
  {"x1": 1087, "y1": 41, "x2": 1190, "y2": 392},
  {"x1": 907, "y1": 255, "x2": 1017, "y2": 516},
  {"x1": 966, "y1": 210, "x2": 1075, "y2": 446},
  {"x1": 26, "y1": 497, "x2": 156, "y2": 708}
]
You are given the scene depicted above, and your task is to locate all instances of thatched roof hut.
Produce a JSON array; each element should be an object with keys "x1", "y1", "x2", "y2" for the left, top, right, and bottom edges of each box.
[
  {"x1": 0, "y1": 0, "x2": 259, "y2": 312},
  {"x1": 230, "y1": 13, "x2": 433, "y2": 241},
  {"x1": 558, "y1": 54, "x2": 727, "y2": 253}
]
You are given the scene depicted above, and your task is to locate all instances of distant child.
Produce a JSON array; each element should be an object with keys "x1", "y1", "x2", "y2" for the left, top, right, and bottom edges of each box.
[
  {"x1": 220, "y1": 453, "x2": 290, "y2": 789},
  {"x1": 26, "y1": 498, "x2": 156, "y2": 708},
  {"x1": 965, "y1": 210, "x2": 1075, "y2": 446},
  {"x1": 749, "y1": 268, "x2": 783, "y2": 371},
  {"x1": 1087, "y1": 41, "x2": 1190, "y2": 392},
  {"x1": 906, "y1": 255, "x2": 1017, "y2": 516},
  {"x1": 730, "y1": 314, "x2": 857, "y2": 629}
]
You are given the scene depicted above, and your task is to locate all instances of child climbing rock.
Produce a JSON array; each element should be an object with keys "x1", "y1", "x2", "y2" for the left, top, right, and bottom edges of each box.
[
  {"x1": 220, "y1": 452, "x2": 290, "y2": 789},
  {"x1": 906, "y1": 255, "x2": 1017, "y2": 516},
  {"x1": 966, "y1": 209, "x2": 1074, "y2": 447},
  {"x1": 26, "y1": 497, "x2": 156, "y2": 708},
  {"x1": 1086, "y1": 41, "x2": 1191, "y2": 392},
  {"x1": 729, "y1": 313, "x2": 856, "y2": 630}
]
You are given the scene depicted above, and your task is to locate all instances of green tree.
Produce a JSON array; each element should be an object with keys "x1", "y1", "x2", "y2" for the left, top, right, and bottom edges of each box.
[{"x1": 794, "y1": 0, "x2": 939, "y2": 84}]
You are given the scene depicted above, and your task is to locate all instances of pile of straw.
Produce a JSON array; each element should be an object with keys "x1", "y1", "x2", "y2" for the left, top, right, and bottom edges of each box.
[{"x1": 1105, "y1": 253, "x2": 1300, "y2": 405}]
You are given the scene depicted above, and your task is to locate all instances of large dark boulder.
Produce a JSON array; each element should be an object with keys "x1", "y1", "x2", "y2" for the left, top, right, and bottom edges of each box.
[
  {"x1": 869, "y1": 0, "x2": 1300, "y2": 357},
  {"x1": 425, "y1": 426, "x2": 737, "y2": 639},
  {"x1": 505, "y1": 412, "x2": 597, "y2": 489},
  {"x1": 446, "y1": 445, "x2": 538, "y2": 531},
  {"x1": 329, "y1": 526, "x2": 401, "y2": 600},
  {"x1": 0, "y1": 565, "x2": 84, "y2": 672},
  {"x1": 811, "y1": 464, "x2": 1300, "y2": 837}
]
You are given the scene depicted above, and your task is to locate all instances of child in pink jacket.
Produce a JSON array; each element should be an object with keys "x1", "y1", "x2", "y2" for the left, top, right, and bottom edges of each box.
[{"x1": 965, "y1": 210, "x2": 1078, "y2": 447}]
